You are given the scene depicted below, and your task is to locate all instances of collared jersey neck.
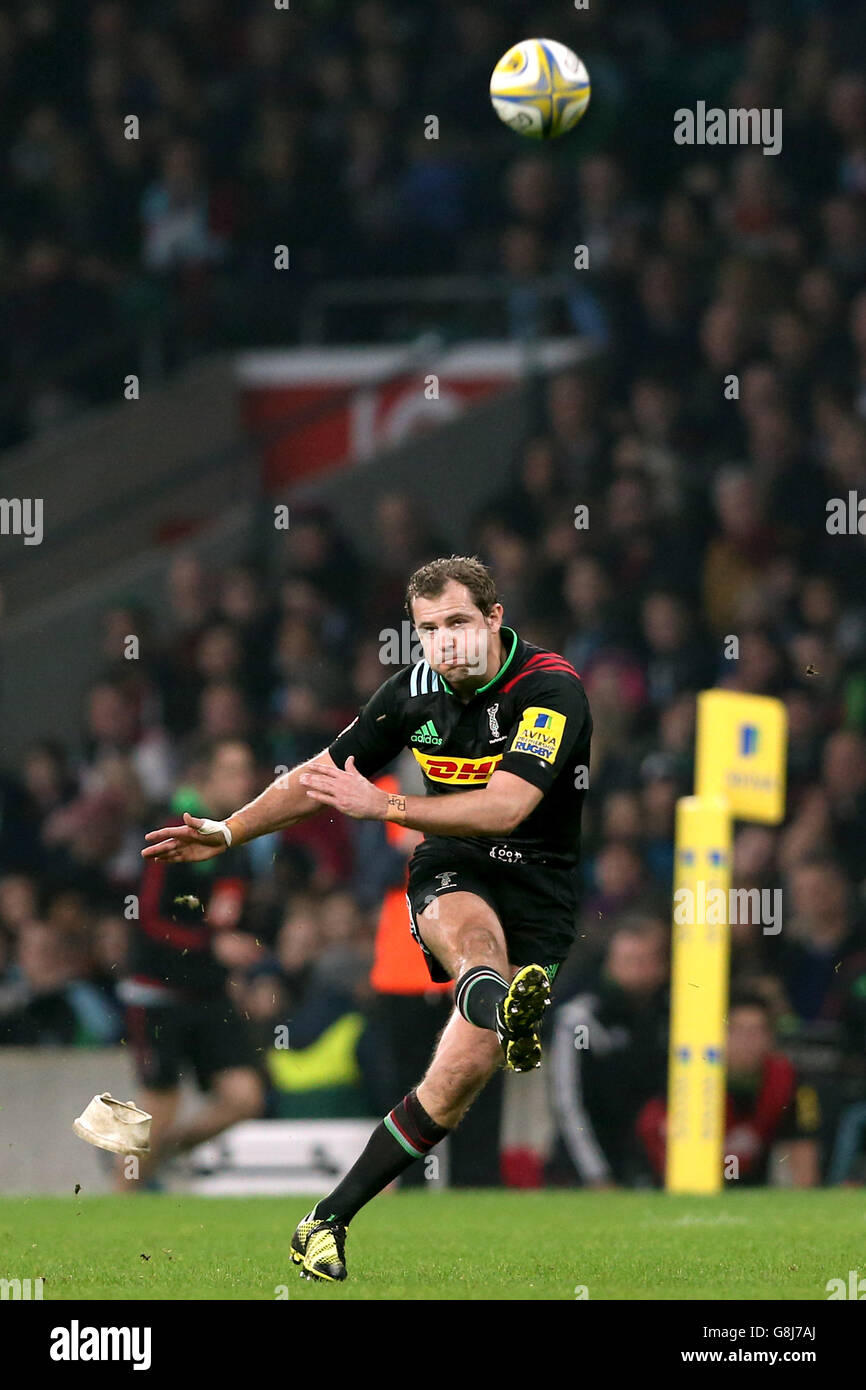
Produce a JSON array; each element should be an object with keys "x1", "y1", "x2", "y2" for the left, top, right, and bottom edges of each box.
[{"x1": 438, "y1": 626, "x2": 520, "y2": 700}]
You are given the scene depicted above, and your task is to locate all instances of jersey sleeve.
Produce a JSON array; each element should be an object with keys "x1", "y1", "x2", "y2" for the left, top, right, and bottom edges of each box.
[
  {"x1": 327, "y1": 673, "x2": 407, "y2": 777},
  {"x1": 496, "y1": 675, "x2": 590, "y2": 793}
]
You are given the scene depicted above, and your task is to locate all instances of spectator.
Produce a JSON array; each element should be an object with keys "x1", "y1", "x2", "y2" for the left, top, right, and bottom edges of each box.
[
  {"x1": 780, "y1": 857, "x2": 866, "y2": 1022},
  {"x1": 548, "y1": 918, "x2": 668, "y2": 1187},
  {"x1": 0, "y1": 921, "x2": 122, "y2": 1046},
  {"x1": 638, "y1": 994, "x2": 820, "y2": 1186}
]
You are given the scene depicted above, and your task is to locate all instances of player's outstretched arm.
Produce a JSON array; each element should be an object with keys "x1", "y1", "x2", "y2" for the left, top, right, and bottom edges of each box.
[{"x1": 141, "y1": 750, "x2": 336, "y2": 863}]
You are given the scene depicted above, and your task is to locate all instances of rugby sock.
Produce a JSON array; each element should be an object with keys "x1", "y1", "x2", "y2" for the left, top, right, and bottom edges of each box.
[
  {"x1": 455, "y1": 965, "x2": 509, "y2": 1031},
  {"x1": 312, "y1": 1089, "x2": 449, "y2": 1224}
]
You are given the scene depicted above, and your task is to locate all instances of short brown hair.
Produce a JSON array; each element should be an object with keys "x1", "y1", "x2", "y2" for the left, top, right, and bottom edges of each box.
[{"x1": 405, "y1": 555, "x2": 499, "y2": 618}]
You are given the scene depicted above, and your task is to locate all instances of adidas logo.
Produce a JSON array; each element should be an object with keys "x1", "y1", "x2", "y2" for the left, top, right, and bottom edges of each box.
[{"x1": 411, "y1": 720, "x2": 443, "y2": 746}]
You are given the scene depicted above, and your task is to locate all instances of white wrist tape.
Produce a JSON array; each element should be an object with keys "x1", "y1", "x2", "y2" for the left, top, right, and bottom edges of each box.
[{"x1": 196, "y1": 818, "x2": 232, "y2": 847}]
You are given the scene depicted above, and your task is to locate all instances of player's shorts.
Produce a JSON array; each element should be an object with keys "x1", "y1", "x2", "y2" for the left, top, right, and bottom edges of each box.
[
  {"x1": 124, "y1": 994, "x2": 260, "y2": 1092},
  {"x1": 406, "y1": 836, "x2": 580, "y2": 985}
]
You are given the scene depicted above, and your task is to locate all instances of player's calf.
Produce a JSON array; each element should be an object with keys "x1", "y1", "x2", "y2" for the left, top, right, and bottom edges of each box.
[{"x1": 416, "y1": 1015, "x2": 502, "y2": 1128}]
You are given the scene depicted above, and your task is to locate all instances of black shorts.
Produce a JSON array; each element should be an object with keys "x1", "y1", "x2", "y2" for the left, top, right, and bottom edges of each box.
[
  {"x1": 406, "y1": 837, "x2": 580, "y2": 985},
  {"x1": 124, "y1": 995, "x2": 260, "y2": 1092}
]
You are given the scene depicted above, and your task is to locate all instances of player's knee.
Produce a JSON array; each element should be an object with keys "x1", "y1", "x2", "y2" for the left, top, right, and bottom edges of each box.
[{"x1": 454, "y1": 924, "x2": 503, "y2": 967}]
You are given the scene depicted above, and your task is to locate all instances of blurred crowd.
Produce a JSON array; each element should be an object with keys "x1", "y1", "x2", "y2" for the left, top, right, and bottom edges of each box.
[
  {"x1": 4, "y1": 0, "x2": 866, "y2": 438},
  {"x1": 2, "y1": 0, "x2": 866, "y2": 1184}
]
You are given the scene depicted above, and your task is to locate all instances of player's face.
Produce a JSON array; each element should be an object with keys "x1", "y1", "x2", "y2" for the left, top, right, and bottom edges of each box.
[{"x1": 412, "y1": 582, "x2": 503, "y2": 683}]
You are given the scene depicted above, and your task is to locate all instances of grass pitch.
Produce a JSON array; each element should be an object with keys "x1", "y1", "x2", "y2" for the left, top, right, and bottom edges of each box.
[{"x1": 1, "y1": 1189, "x2": 862, "y2": 1300}]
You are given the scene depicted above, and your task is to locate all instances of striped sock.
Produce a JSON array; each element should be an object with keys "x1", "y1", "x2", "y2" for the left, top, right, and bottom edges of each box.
[
  {"x1": 384, "y1": 1090, "x2": 449, "y2": 1159},
  {"x1": 313, "y1": 1090, "x2": 449, "y2": 1224},
  {"x1": 455, "y1": 965, "x2": 509, "y2": 1031}
]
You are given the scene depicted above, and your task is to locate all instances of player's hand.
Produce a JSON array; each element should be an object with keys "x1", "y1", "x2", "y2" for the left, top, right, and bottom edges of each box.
[
  {"x1": 299, "y1": 756, "x2": 388, "y2": 820},
  {"x1": 141, "y1": 812, "x2": 229, "y2": 863}
]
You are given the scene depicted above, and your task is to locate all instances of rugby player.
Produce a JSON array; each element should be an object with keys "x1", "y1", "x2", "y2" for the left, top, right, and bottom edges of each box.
[
  {"x1": 124, "y1": 739, "x2": 265, "y2": 1188},
  {"x1": 142, "y1": 556, "x2": 592, "y2": 1281}
]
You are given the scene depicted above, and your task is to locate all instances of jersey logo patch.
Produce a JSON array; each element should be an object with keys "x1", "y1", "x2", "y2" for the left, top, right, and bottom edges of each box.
[
  {"x1": 411, "y1": 720, "x2": 443, "y2": 746},
  {"x1": 412, "y1": 750, "x2": 502, "y2": 783},
  {"x1": 509, "y1": 706, "x2": 566, "y2": 763}
]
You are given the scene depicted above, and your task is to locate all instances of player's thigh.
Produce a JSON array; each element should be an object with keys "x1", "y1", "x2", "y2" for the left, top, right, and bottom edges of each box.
[
  {"x1": 495, "y1": 864, "x2": 579, "y2": 981},
  {"x1": 416, "y1": 889, "x2": 509, "y2": 978}
]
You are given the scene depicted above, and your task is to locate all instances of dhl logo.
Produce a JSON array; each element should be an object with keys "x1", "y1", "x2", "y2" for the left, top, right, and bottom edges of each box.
[{"x1": 412, "y1": 750, "x2": 502, "y2": 784}]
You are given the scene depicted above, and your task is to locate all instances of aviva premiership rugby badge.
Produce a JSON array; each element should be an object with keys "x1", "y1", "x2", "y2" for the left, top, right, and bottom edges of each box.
[{"x1": 509, "y1": 706, "x2": 566, "y2": 763}]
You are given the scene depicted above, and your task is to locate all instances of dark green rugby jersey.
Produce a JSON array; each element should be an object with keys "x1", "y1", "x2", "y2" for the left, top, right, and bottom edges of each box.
[{"x1": 328, "y1": 626, "x2": 592, "y2": 865}]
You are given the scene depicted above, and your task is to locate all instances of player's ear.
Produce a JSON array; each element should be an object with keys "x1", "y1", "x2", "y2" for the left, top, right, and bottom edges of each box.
[{"x1": 486, "y1": 602, "x2": 505, "y2": 631}]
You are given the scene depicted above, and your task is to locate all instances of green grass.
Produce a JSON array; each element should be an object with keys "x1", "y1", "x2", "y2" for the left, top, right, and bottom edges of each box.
[{"x1": 1, "y1": 1189, "x2": 863, "y2": 1300}]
